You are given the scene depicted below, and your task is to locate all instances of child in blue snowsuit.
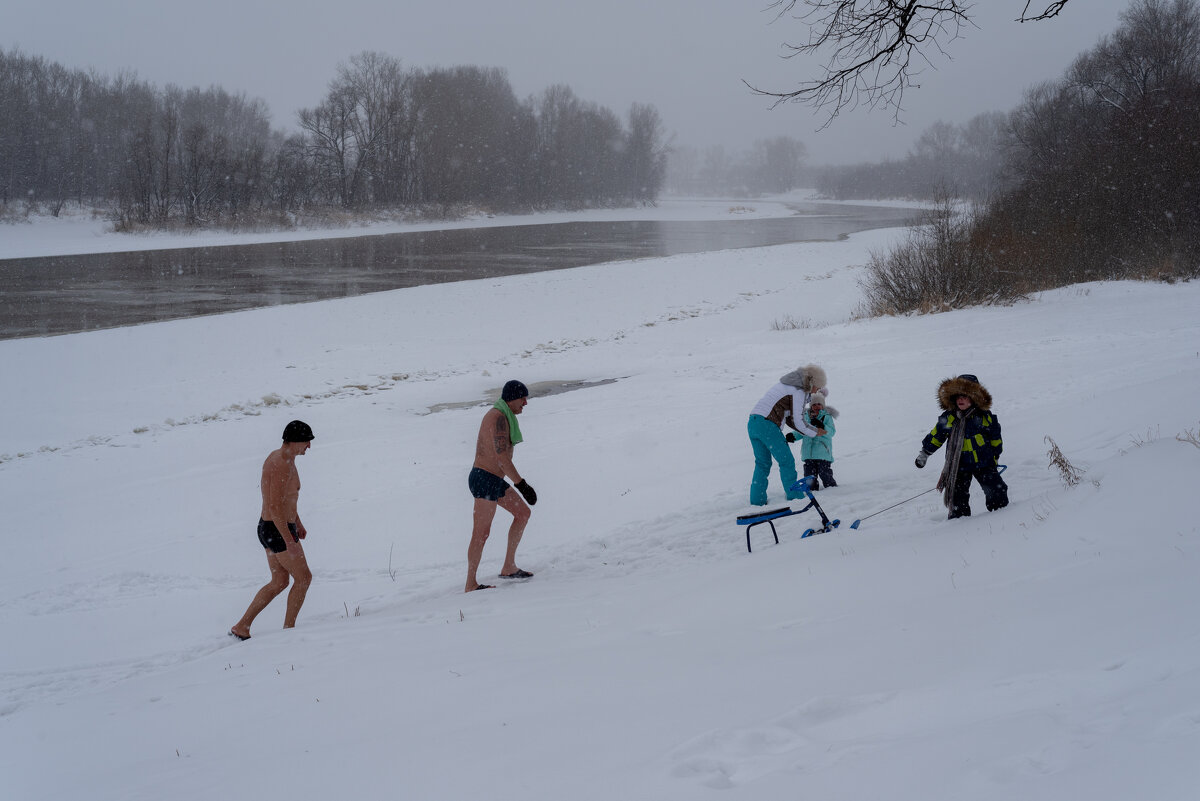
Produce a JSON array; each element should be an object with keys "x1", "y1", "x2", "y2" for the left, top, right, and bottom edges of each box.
[
  {"x1": 794, "y1": 392, "x2": 837, "y2": 490},
  {"x1": 914, "y1": 373, "x2": 1008, "y2": 519}
]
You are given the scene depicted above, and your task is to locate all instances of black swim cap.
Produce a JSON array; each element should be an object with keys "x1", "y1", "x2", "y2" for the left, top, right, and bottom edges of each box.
[
  {"x1": 282, "y1": 420, "x2": 315, "y2": 442},
  {"x1": 501, "y1": 380, "x2": 529, "y2": 402}
]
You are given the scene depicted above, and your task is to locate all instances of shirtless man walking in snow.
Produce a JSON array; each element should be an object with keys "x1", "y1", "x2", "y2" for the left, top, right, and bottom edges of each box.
[
  {"x1": 230, "y1": 420, "x2": 315, "y2": 640},
  {"x1": 465, "y1": 380, "x2": 538, "y2": 592}
]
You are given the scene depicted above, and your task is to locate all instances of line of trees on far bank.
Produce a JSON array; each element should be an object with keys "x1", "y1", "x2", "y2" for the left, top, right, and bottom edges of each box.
[
  {"x1": 0, "y1": 50, "x2": 668, "y2": 227},
  {"x1": 665, "y1": 136, "x2": 809, "y2": 197},
  {"x1": 813, "y1": 112, "x2": 1010, "y2": 202},
  {"x1": 861, "y1": 0, "x2": 1200, "y2": 314}
]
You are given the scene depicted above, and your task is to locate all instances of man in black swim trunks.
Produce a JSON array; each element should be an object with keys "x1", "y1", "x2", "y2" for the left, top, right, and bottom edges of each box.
[
  {"x1": 230, "y1": 420, "x2": 315, "y2": 639},
  {"x1": 465, "y1": 380, "x2": 538, "y2": 592}
]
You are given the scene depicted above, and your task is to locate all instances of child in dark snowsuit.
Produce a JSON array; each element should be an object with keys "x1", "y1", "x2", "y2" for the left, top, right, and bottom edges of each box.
[
  {"x1": 914, "y1": 374, "x2": 1008, "y2": 519},
  {"x1": 791, "y1": 392, "x2": 837, "y2": 489}
]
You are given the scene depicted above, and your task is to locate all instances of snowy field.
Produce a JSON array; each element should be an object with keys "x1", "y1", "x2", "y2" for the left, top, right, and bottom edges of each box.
[{"x1": 2, "y1": 199, "x2": 1199, "y2": 800}]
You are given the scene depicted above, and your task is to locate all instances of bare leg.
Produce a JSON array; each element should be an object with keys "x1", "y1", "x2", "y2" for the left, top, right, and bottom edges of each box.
[
  {"x1": 231, "y1": 550, "x2": 290, "y2": 638},
  {"x1": 466, "y1": 498, "x2": 498, "y2": 592},
  {"x1": 274, "y1": 543, "x2": 312, "y2": 628},
  {"x1": 496, "y1": 491, "x2": 531, "y2": 576},
  {"x1": 230, "y1": 543, "x2": 311, "y2": 636}
]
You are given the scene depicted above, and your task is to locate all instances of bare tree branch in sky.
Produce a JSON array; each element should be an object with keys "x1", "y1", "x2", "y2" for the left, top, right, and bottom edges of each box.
[
  {"x1": 1019, "y1": 1, "x2": 1071, "y2": 22},
  {"x1": 749, "y1": 1, "x2": 1073, "y2": 124}
]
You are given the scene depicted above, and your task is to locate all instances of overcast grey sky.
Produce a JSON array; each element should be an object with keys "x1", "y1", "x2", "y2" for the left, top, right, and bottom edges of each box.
[{"x1": 5, "y1": 0, "x2": 1131, "y2": 164}]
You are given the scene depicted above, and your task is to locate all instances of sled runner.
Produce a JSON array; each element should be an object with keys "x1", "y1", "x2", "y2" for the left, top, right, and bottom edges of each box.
[{"x1": 736, "y1": 476, "x2": 841, "y2": 552}]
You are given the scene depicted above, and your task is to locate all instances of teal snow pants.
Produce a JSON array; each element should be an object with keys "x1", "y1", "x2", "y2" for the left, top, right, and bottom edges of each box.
[{"x1": 748, "y1": 414, "x2": 802, "y2": 506}]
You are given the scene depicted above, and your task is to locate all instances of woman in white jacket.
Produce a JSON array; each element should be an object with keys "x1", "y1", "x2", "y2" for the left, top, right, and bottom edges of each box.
[{"x1": 746, "y1": 364, "x2": 827, "y2": 506}]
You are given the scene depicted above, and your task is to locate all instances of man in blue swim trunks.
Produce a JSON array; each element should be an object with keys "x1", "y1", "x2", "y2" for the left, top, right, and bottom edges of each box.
[
  {"x1": 230, "y1": 420, "x2": 315, "y2": 639},
  {"x1": 465, "y1": 380, "x2": 538, "y2": 592}
]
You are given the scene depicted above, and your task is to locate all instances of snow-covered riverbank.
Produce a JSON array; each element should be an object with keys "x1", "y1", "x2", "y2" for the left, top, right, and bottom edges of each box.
[{"x1": 3, "y1": 199, "x2": 1198, "y2": 800}]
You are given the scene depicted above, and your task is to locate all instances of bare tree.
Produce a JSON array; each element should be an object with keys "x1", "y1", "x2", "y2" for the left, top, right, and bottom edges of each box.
[
  {"x1": 298, "y1": 91, "x2": 354, "y2": 206},
  {"x1": 411, "y1": 66, "x2": 530, "y2": 207},
  {"x1": 336, "y1": 52, "x2": 410, "y2": 205},
  {"x1": 298, "y1": 52, "x2": 411, "y2": 208},
  {"x1": 623, "y1": 103, "x2": 669, "y2": 204},
  {"x1": 750, "y1": 1, "x2": 1074, "y2": 123},
  {"x1": 535, "y1": 98, "x2": 623, "y2": 206}
]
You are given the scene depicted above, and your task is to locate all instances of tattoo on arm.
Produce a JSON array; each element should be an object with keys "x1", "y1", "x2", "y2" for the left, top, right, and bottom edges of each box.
[{"x1": 493, "y1": 417, "x2": 509, "y2": 454}]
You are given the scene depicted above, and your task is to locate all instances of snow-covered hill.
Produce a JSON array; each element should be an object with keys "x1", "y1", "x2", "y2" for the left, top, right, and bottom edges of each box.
[{"x1": 2, "y1": 206, "x2": 1198, "y2": 800}]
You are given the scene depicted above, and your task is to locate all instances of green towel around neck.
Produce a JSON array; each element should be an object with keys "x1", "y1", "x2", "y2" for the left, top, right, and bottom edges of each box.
[{"x1": 493, "y1": 398, "x2": 523, "y2": 445}]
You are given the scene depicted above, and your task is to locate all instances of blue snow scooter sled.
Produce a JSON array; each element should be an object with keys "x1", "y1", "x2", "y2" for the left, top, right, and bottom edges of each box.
[{"x1": 735, "y1": 476, "x2": 841, "y2": 552}]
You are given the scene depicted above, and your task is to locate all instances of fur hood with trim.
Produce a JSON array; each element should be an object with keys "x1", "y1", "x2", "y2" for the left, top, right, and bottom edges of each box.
[
  {"x1": 779, "y1": 363, "x2": 827, "y2": 393},
  {"x1": 936, "y1": 374, "x2": 993, "y2": 412},
  {"x1": 807, "y1": 389, "x2": 837, "y2": 420},
  {"x1": 808, "y1": 401, "x2": 839, "y2": 420}
]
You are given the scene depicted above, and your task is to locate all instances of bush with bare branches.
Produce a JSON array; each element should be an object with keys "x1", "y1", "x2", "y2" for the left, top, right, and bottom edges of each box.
[
  {"x1": 1178, "y1": 425, "x2": 1200, "y2": 449},
  {"x1": 1045, "y1": 436, "x2": 1084, "y2": 487},
  {"x1": 859, "y1": 191, "x2": 1024, "y2": 316}
]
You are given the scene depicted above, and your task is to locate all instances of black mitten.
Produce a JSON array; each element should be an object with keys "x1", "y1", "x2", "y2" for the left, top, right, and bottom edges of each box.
[{"x1": 515, "y1": 479, "x2": 537, "y2": 505}]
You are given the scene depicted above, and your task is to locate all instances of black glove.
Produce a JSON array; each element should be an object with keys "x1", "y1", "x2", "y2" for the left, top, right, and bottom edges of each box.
[
  {"x1": 915, "y1": 450, "x2": 930, "y2": 468},
  {"x1": 785, "y1": 433, "x2": 797, "y2": 443},
  {"x1": 515, "y1": 479, "x2": 537, "y2": 505}
]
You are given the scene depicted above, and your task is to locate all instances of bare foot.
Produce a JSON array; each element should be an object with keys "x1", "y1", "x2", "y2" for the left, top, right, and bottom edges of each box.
[{"x1": 229, "y1": 627, "x2": 251, "y2": 641}]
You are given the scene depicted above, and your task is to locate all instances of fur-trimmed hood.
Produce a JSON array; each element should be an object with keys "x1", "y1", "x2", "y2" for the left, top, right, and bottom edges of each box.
[
  {"x1": 780, "y1": 363, "x2": 826, "y2": 393},
  {"x1": 807, "y1": 393, "x2": 839, "y2": 419},
  {"x1": 936, "y1": 374, "x2": 992, "y2": 412},
  {"x1": 811, "y1": 404, "x2": 839, "y2": 420}
]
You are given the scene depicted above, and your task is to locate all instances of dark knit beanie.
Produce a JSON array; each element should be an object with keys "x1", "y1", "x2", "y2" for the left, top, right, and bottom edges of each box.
[
  {"x1": 282, "y1": 420, "x2": 315, "y2": 442},
  {"x1": 501, "y1": 380, "x2": 529, "y2": 402}
]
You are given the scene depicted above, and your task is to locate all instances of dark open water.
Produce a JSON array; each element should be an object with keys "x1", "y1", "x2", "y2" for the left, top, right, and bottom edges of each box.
[{"x1": 0, "y1": 202, "x2": 918, "y2": 339}]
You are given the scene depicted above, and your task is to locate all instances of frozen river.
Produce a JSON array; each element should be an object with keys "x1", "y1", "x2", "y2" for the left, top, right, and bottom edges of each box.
[{"x1": 0, "y1": 201, "x2": 918, "y2": 339}]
